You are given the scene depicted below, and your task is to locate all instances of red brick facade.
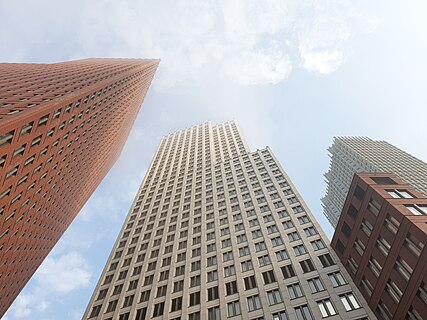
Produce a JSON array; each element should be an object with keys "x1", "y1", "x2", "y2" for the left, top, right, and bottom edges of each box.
[
  {"x1": 331, "y1": 173, "x2": 427, "y2": 320},
  {"x1": 0, "y1": 58, "x2": 159, "y2": 316}
]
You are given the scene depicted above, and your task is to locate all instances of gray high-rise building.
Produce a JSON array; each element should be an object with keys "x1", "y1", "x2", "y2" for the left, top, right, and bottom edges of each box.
[
  {"x1": 322, "y1": 137, "x2": 427, "y2": 228},
  {"x1": 84, "y1": 122, "x2": 375, "y2": 320}
]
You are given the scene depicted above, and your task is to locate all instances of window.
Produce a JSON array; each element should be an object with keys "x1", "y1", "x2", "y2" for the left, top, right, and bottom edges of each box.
[
  {"x1": 318, "y1": 253, "x2": 335, "y2": 267},
  {"x1": 300, "y1": 259, "x2": 315, "y2": 273},
  {"x1": 255, "y1": 241, "x2": 266, "y2": 252},
  {"x1": 239, "y1": 246, "x2": 250, "y2": 257},
  {"x1": 247, "y1": 295, "x2": 262, "y2": 311},
  {"x1": 258, "y1": 254, "x2": 271, "y2": 266},
  {"x1": 288, "y1": 232, "x2": 300, "y2": 242},
  {"x1": 174, "y1": 280, "x2": 184, "y2": 292},
  {"x1": 223, "y1": 251, "x2": 233, "y2": 262},
  {"x1": 227, "y1": 300, "x2": 241, "y2": 317},
  {"x1": 341, "y1": 223, "x2": 352, "y2": 238},
  {"x1": 354, "y1": 185, "x2": 365, "y2": 200},
  {"x1": 244, "y1": 276, "x2": 257, "y2": 290},
  {"x1": 361, "y1": 219, "x2": 373, "y2": 236},
  {"x1": 395, "y1": 257, "x2": 413, "y2": 280},
  {"x1": 226, "y1": 281, "x2": 238, "y2": 295},
  {"x1": 208, "y1": 287, "x2": 219, "y2": 301},
  {"x1": 317, "y1": 299, "x2": 337, "y2": 317},
  {"x1": 406, "y1": 204, "x2": 427, "y2": 215},
  {"x1": 241, "y1": 260, "x2": 253, "y2": 272},
  {"x1": 384, "y1": 214, "x2": 400, "y2": 234},
  {"x1": 207, "y1": 270, "x2": 218, "y2": 282},
  {"x1": 281, "y1": 264, "x2": 296, "y2": 279},
  {"x1": 153, "y1": 302, "x2": 165, "y2": 317},
  {"x1": 307, "y1": 277, "x2": 325, "y2": 293},
  {"x1": 276, "y1": 249, "x2": 289, "y2": 261},
  {"x1": 295, "y1": 305, "x2": 313, "y2": 320},
  {"x1": 208, "y1": 306, "x2": 220, "y2": 320},
  {"x1": 207, "y1": 256, "x2": 218, "y2": 266},
  {"x1": 272, "y1": 311, "x2": 288, "y2": 320},
  {"x1": 171, "y1": 297, "x2": 182, "y2": 312},
  {"x1": 368, "y1": 257, "x2": 382, "y2": 277},
  {"x1": 386, "y1": 280, "x2": 402, "y2": 303},
  {"x1": 288, "y1": 283, "x2": 304, "y2": 299},
  {"x1": 262, "y1": 270, "x2": 276, "y2": 284},
  {"x1": 377, "y1": 236, "x2": 391, "y2": 256},
  {"x1": 224, "y1": 265, "x2": 236, "y2": 277},
  {"x1": 329, "y1": 271, "x2": 347, "y2": 287},
  {"x1": 347, "y1": 204, "x2": 358, "y2": 219},
  {"x1": 156, "y1": 285, "x2": 167, "y2": 297},
  {"x1": 371, "y1": 176, "x2": 396, "y2": 185},
  {"x1": 271, "y1": 236, "x2": 284, "y2": 247},
  {"x1": 190, "y1": 275, "x2": 201, "y2": 287},
  {"x1": 405, "y1": 232, "x2": 424, "y2": 257},
  {"x1": 267, "y1": 289, "x2": 282, "y2": 305},
  {"x1": 311, "y1": 239, "x2": 326, "y2": 251},
  {"x1": 387, "y1": 189, "x2": 414, "y2": 198},
  {"x1": 293, "y1": 245, "x2": 307, "y2": 256},
  {"x1": 189, "y1": 292, "x2": 201, "y2": 306},
  {"x1": 340, "y1": 292, "x2": 360, "y2": 311}
]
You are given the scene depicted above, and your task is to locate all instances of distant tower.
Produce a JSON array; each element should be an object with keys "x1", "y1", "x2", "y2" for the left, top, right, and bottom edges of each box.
[
  {"x1": 0, "y1": 58, "x2": 159, "y2": 316},
  {"x1": 322, "y1": 137, "x2": 427, "y2": 228},
  {"x1": 84, "y1": 121, "x2": 375, "y2": 320}
]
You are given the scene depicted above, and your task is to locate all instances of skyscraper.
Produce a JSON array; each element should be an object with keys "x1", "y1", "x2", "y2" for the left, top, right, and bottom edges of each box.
[
  {"x1": 331, "y1": 173, "x2": 427, "y2": 320},
  {"x1": 0, "y1": 58, "x2": 159, "y2": 316},
  {"x1": 322, "y1": 137, "x2": 427, "y2": 228},
  {"x1": 84, "y1": 121, "x2": 375, "y2": 320}
]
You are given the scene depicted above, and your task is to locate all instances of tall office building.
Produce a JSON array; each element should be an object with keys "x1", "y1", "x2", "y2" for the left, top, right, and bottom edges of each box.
[
  {"x1": 84, "y1": 121, "x2": 375, "y2": 320},
  {"x1": 0, "y1": 58, "x2": 159, "y2": 316},
  {"x1": 322, "y1": 137, "x2": 427, "y2": 228},
  {"x1": 331, "y1": 173, "x2": 427, "y2": 320}
]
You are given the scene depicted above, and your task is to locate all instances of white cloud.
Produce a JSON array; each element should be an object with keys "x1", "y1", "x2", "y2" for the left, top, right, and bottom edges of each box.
[
  {"x1": 5, "y1": 251, "x2": 91, "y2": 319},
  {"x1": 301, "y1": 50, "x2": 344, "y2": 74},
  {"x1": 35, "y1": 251, "x2": 91, "y2": 294},
  {"x1": 0, "y1": 0, "x2": 378, "y2": 88}
]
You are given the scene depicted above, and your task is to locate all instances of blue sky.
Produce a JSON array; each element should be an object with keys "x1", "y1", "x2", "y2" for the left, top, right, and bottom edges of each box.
[{"x1": 1, "y1": 0, "x2": 427, "y2": 319}]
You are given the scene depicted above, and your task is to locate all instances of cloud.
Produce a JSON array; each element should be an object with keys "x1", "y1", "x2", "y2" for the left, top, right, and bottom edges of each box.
[
  {"x1": 35, "y1": 252, "x2": 91, "y2": 294},
  {"x1": 301, "y1": 50, "x2": 344, "y2": 74},
  {"x1": 4, "y1": 251, "x2": 91, "y2": 319},
  {"x1": 0, "y1": 0, "x2": 378, "y2": 88}
]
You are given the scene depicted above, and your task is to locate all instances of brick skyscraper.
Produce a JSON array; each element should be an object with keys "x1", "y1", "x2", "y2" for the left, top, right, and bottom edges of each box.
[
  {"x1": 84, "y1": 121, "x2": 375, "y2": 320},
  {"x1": 331, "y1": 173, "x2": 427, "y2": 319},
  {"x1": 0, "y1": 58, "x2": 159, "y2": 316},
  {"x1": 322, "y1": 137, "x2": 427, "y2": 228}
]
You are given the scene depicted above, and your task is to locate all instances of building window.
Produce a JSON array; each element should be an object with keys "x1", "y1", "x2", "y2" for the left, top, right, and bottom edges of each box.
[
  {"x1": 262, "y1": 270, "x2": 276, "y2": 284},
  {"x1": 276, "y1": 249, "x2": 289, "y2": 261},
  {"x1": 267, "y1": 289, "x2": 283, "y2": 305},
  {"x1": 354, "y1": 185, "x2": 365, "y2": 200},
  {"x1": 386, "y1": 280, "x2": 402, "y2": 303},
  {"x1": 287, "y1": 283, "x2": 304, "y2": 299},
  {"x1": 241, "y1": 260, "x2": 253, "y2": 272},
  {"x1": 226, "y1": 281, "x2": 238, "y2": 295},
  {"x1": 340, "y1": 292, "x2": 361, "y2": 311},
  {"x1": 360, "y1": 277, "x2": 374, "y2": 297},
  {"x1": 272, "y1": 311, "x2": 289, "y2": 320},
  {"x1": 152, "y1": 302, "x2": 165, "y2": 317},
  {"x1": 317, "y1": 299, "x2": 337, "y2": 317},
  {"x1": 307, "y1": 277, "x2": 325, "y2": 293},
  {"x1": 376, "y1": 236, "x2": 391, "y2": 256},
  {"x1": 376, "y1": 300, "x2": 392, "y2": 320},
  {"x1": 208, "y1": 287, "x2": 219, "y2": 301},
  {"x1": 294, "y1": 305, "x2": 313, "y2": 320},
  {"x1": 406, "y1": 204, "x2": 427, "y2": 215},
  {"x1": 341, "y1": 223, "x2": 352, "y2": 238},
  {"x1": 361, "y1": 219, "x2": 373, "y2": 237},
  {"x1": 387, "y1": 189, "x2": 414, "y2": 198},
  {"x1": 329, "y1": 271, "x2": 347, "y2": 287},
  {"x1": 189, "y1": 292, "x2": 201, "y2": 306},
  {"x1": 384, "y1": 214, "x2": 400, "y2": 234},
  {"x1": 281, "y1": 264, "x2": 296, "y2": 279},
  {"x1": 293, "y1": 244, "x2": 307, "y2": 256},
  {"x1": 171, "y1": 297, "x2": 182, "y2": 312},
  {"x1": 247, "y1": 295, "x2": 262, "y2": 311},
  {"x1": 208, "y1": 307, "x2": 221, "y2": 320},
  {"x1": 244, "y1": 275, "x2": 257, "y2": 289},
  {"x1": 405, "y1": 232, "x2": 424, "y2": 257},
  {"x1": 395, "y1": 257, "x2": 412, "y2": 281},
  {"x1": 311, "y1": 239, "x2": 326, "y2": 251},
  {"x1": 227, "y1": 300, "x2": 241, "y2": 317}
]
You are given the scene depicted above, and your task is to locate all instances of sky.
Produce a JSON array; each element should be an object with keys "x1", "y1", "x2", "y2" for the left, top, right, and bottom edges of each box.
[{"x1": 1, "y1": 0, "x2": 427, "y2": 319}]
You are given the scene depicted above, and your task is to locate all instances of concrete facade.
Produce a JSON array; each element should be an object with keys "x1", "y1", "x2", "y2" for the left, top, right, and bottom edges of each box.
[{"x1": 84, "y1": 121, "x2": 375, "y2": 320}]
